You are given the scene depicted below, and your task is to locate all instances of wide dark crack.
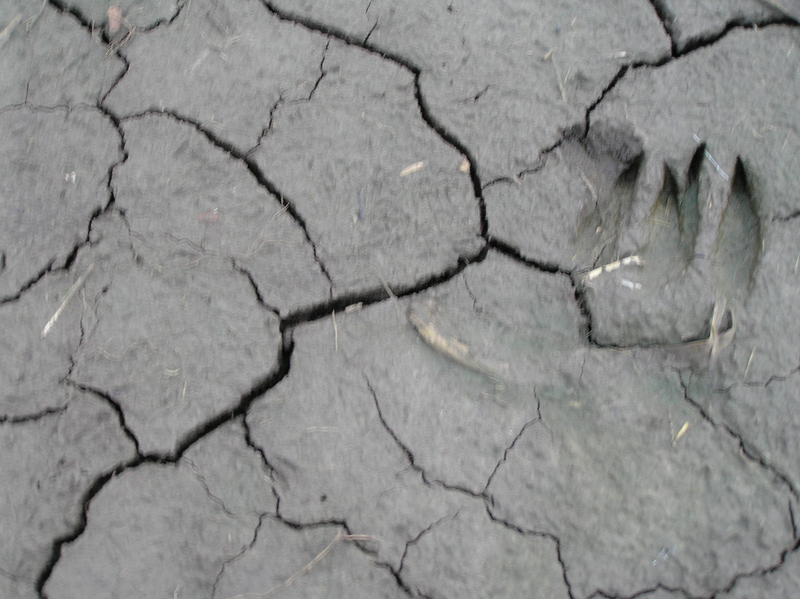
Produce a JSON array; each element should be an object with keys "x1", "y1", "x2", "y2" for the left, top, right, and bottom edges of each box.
[
  {"x1": 487, "y1": 239, "x2": 597, "y2": 345},
  {"x1": 2, "y1": 101, "x2": 124, "y2": 305},
  {"x1": 677, "y1": 14, "x2": 797, "y2": 56},
  {"x1": 280, "y1": 243, "x2": 487, "y2": 329},
  {"x1": 646, "y1": 0, "x2": 796, "y2": 56},
  {"x1": 48, "y1": 0, "x2": 187, "y2": 40},
  {"x1": 99, "y1": 48, "x2": 130, "y2": 107},
  {"x1": 122, "y1": 109, "x2": 336, "y2": 298},
  {"x1": 36, "y1": 329, "x2": 294, "y2": 597},
  {"x1": 0, "y1": 260, "x2": 55, "y2": 305},
  {"x1": 259, "y1": 0, "x2": 489, "y2": 240},
  {"x1": 65, "y1": 382, "x2": 142, "y2": 456},
  {"x1": 35, "y1": 460, "x2": 135, "y2": 597},
  {"x1": 584, "y1": 15, "x2": 796, "y2": 140},
  {"x1": 583, "y1": 64, "x2": 632, "y2": 134},
  {"x1": 646, "y1": 0, "x2": 677, "y2": 54}
]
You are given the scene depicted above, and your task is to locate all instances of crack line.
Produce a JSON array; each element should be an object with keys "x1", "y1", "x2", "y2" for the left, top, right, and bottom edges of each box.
[{"x1": 121, "y1": 109, "x2": 335, "y2": 298}]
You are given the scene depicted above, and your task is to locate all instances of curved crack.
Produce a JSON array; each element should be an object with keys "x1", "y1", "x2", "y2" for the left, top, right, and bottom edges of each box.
[
  {"x1": 35, "y1": 328, "x2": 294, "y2": 597},
  {"x1": 211, "y1": 513, "x2": 265, "y2": 599},
  {"x1": 64, "y1": 382, "x2": 142, "y2": 456},
  {"x1": 362, "y1": 372, "x2": 486, "y2": 500},
  {"x1": 483, "y1": 409, "x2": 543, "y2": 496},
  {"x1": 484, "y1": 507, "x2": 577, "y2": 599},
  {"x1": 259, "y1": 0, "x2": 489, "y2": 239},
  {"x1": 678, "y1": 372, "x2": 799, "y2": 500},
  {"x1": 121, "y1": 109, "x2": 335, "y2": 298}
]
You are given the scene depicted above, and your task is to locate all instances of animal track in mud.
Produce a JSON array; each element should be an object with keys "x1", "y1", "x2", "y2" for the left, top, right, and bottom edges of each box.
[{"x1": 579, "y1": 127, "x2": 762, "y2": 355}]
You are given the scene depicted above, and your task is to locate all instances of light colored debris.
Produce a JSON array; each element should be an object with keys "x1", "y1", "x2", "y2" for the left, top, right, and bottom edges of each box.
[
  {"x1": 578, "y1": 169, "x2": 597, "y2": 202},
  {"x1": 407, "y1": 300, "x2": 508, "y2": 388},
  {"x1": 224, "y1": 530, "x2": 377, "y2": 599},
  {"x1": 399, "y1": 161, "x2": 425, "y2": 176},
  {"x1": 332, "y1": 309, "x2": 338, "y2": 351},
  {"x1": 585, "y1": 255, "x2": 643, "y2": 281},
  {"x1": 544, "y1": 49, "x2": 568, "y2": 104},
  {"x1": 0, "y1": 14, "x2": 22, "y2": 48},
  {"x1": 673, "y1": 422, "x2": 689, "y2": 445},
  {"x1": 692, "y1": 135, "x2": 729, "y2": 181},
  {"x1": 344, "y1": 302, "x2": 363, "y2": 313},
  {"x1": 620, "y1": 278, "x2": 641, "y2": 290},
  {"x1": 107, "y1": 5, "x2": 123, "y2": 34},
  {"x1": 42, "y1": 263, "x2": 95, "y2": 338},
  {"x1": 744, "y1": 346, "x2": 756, "y2": 379},
  {"x1": 708, "y1": 296, "x2": 735, "y2": 361}
]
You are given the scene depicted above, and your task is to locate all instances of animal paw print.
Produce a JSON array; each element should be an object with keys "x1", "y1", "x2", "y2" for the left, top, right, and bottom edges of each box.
[{"x1": 579, "y1": 131, "x2": 761, "y2": 357}]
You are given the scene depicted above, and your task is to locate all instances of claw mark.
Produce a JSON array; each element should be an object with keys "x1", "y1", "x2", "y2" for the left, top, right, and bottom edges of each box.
[{"x1": 692, "y1": 135, "x2": 729, "y2": 181}]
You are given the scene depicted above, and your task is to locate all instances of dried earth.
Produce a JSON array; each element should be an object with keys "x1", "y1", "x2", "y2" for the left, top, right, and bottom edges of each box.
[{"x1": 1, "y1": 0, "x2": 799, "y2": 598}]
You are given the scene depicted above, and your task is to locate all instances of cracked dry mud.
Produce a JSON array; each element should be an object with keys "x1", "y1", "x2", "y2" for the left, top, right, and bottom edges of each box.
[{"x1": 1, "y1": 1, "x2": 799, "y2": 598}]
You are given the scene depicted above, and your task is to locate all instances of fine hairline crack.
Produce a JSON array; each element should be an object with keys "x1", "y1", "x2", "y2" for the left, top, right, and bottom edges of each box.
[
  {"x1": 484, "y1": 507, "x2": 577, "y2": 599},
  {"x1": 677, "y1": 371, "x2": 799, "y2": 500},
  {"x1": 211, "y1": 513, "x2": 264, "y2": 599},
  {"x1": 362, "y1": 372, "x2": 485, "y2": 499}
]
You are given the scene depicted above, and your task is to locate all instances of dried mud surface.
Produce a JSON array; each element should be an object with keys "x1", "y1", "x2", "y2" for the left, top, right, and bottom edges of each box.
[{"x1": 1, "y1": 1, "x2": 799, "y2": 598}]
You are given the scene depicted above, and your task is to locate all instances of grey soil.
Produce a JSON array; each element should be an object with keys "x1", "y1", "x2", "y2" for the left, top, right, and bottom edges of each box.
[{"x1": 1, "y1": 1, "x2": 799, "y2": 598}]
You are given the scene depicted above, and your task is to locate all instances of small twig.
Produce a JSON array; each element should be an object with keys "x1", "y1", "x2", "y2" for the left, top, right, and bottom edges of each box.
[
  {"x1": 42, "y1": 264, "x2": 95, "y2": 338},
  {"x1": 399, "y1": 161, "x2": 424, "y2": 176},
  {"x1": 332, "y1": 309, "x2": 338, "y2": 351},
  {"x1": 225, "y1": 532, "x2": 376, "y2": 599},
  {"x1": 0, "y1": 14, "x2": 22, "y2": 48},
  {"x1": 545, "y1": 50, "x2": 568, "y2": 104},
  {"x1": 375, "y1": 272, "x2": 403, "y2": 320}
]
